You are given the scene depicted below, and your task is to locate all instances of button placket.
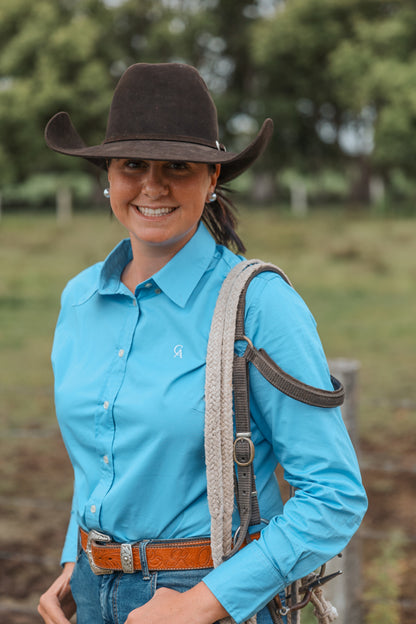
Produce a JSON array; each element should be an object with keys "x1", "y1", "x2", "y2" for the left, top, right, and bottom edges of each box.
[{"x1": 90, "y1": 294, "x2": 140, "y2": 527}]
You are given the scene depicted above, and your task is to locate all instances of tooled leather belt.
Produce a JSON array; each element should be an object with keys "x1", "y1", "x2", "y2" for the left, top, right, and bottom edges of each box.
[{"x1": 80, "y1": 527, "x2": 259, "y2": 575}]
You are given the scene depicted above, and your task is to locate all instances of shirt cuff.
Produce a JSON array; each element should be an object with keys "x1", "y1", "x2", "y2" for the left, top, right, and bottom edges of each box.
[
  {"x1": 203, "y1": 540, "x2": 285, "y2": 624},
  {"x1": 60, "y1": 511, "x2": 79, "y2": 565}
]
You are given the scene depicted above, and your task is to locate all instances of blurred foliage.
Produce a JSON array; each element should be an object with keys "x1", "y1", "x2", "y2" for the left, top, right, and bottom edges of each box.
[
  {"x1": 279, "y1": 168, "x2": 349, "y2": 198},
  {"x1": 1, "y1": 172, "x2": 95, "y2": 205},
  {"x1": 251, "y1": 0, "x2": 416, "y2": 179},
  {"x1": 0, "y1": 0, "x2": 118, "y2": 184},
  {"x1": 1, "y1": 0, "x2": 416, "y2": 207}
]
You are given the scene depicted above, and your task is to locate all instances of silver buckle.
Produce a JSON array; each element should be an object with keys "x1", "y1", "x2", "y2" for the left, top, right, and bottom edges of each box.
[
  {"x1": 86, "y1": 529, "x2": 114, "y2": 575},
  {"x1": 120, "y1": 543, "x2": 134, "y2": 573}
]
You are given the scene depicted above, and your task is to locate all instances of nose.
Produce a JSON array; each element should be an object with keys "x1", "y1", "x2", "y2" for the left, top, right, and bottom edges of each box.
[{"x1": 141, "y1": 163, "x2": 168, "y2": 200}]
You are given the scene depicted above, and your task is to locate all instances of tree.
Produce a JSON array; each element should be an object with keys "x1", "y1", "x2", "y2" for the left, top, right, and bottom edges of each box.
[
  {"x1": 329, "y1": 3, "x2": 416, "y2": 178},
  {"x1": 0, "y1": 0, "x2": 117, "y2": 185},
  {"x1": 250, "y1": 0, "x2": 416, "y2": 199},
  {"x1": 251, "y1": 0, "x2": 376, "y2": 169}
]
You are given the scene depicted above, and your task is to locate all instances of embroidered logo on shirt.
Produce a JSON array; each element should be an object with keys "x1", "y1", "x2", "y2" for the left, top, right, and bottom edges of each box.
[{"x1": 173, "y1": 344, "x2": 184, "y2": 358}]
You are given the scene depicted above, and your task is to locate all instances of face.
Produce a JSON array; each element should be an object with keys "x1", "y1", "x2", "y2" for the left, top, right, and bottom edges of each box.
[{"x1": 107, "y1": 158, "x2": 220, "y2": 259}]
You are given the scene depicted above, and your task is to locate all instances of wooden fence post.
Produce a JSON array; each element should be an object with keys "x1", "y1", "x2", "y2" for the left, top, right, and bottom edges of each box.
[
  {"x1": 325, "y1": 358, "x2": 363, "y2": 624},
  {"x1": 289, "y1": 181, "x2": 308, "y2": 217},
  {"x1": 56, "y1": 187, "x2": 72, "y2": 223}
]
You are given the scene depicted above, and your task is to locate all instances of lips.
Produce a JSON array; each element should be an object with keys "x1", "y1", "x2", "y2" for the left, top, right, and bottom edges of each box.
[{"x1": 135, "y1": 205, "x2": 177, "y2": 217}]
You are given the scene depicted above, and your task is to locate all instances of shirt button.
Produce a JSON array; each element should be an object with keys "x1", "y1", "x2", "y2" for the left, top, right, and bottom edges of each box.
[
  {"x1": 103, "y1": 401, "x2": 109, "y2": 409},
  {"x1": 155, "y1": 288, "x2": 161, "y2": 294},
  {"x1": 145, "y1": 282, "x2": 152, "y2": 288},
  {"x1": 133, "y1": 299, "x2": 137, "y2": 306},
  {"x1": 103, "y1": 455, "x2": 109, "y2": 464},
  {"x1": 90, "y1": 505, "x2": 96, "y2": 513},
  {"x1": 118, "y1": 349, "x2": 125, "y2": 358}
]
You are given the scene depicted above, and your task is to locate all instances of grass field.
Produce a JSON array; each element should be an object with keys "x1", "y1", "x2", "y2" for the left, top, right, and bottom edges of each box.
[
  {"x1": 1, "y1": 207, "x2": 413, "y2": 441},
  {"x1": 0, "y1": 207, "x2": 415, "y2": 623}
]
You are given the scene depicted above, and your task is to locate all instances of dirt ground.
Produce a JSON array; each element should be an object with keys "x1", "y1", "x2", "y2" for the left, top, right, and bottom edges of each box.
[{"x1": 0, "y1": 431, "x2": 415, "y2": 624}]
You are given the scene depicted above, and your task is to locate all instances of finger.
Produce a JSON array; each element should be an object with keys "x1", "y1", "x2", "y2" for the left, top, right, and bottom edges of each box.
[{"x1": 38, "y1": 594, "x2": 72, "y2": 624}]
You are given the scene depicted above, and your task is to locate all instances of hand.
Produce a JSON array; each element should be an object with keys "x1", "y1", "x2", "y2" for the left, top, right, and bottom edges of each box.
[
  {"x1": 38, "y1": 562, "x2": 76, "y2": 624},
  {"x1": 125, "y1": 581, "x2": 228, "y2": 624}
]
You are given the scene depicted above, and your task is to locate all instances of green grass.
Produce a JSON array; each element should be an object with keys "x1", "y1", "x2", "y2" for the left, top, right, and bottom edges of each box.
[
  {"x1": 240, "y1": 207, "x2": 416, "y2": 447},
  {"x1": 0, "y1": 211, "x2": 124, "y2": 431},
  {"x1": 1, "y1": 207, "x2": 415, "y2": 447},
  {"x1": 363, "y1": 531, "x2": 406, "y2": 624}
]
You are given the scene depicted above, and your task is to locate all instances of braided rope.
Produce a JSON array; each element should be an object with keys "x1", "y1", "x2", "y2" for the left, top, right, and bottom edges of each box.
[
  {"x1": 205, "y1": 260, "x2": 266, "y2": 624},
  {"x1": 309, "y1": 587, "x2": 338, "y2": 624}
]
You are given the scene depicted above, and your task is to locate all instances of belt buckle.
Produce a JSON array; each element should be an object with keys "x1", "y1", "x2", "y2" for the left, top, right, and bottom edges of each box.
[{"x1": 86, "y1": 529, "x2": 114, "y2": 575}]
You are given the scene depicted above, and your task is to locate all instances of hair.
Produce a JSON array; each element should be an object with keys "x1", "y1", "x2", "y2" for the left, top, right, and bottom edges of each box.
[
  {"x1": 202, "y1": 186, "x2": 246, "y2": 254},
  {"x1": 203, "y1": 163, "x2": 246, "y2": 254}
]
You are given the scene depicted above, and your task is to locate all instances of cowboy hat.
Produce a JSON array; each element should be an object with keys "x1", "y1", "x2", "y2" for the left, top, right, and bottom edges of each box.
[{"x1": 45, "y1": 63, "x2": 273, "y2": 185}]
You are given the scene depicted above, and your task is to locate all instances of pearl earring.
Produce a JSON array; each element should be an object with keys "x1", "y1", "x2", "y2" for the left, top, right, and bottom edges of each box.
[
  {"x1": 103, "y1": 188, "x2": 110, "y2": 199},
  {"x1": 208, "y1": 192, "x2": 217, "y2": 203}
]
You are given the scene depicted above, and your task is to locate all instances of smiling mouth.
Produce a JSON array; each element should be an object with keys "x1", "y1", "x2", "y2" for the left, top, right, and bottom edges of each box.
[{"x1": 135, "y1": 205, "x2": 177, "y2": 217}]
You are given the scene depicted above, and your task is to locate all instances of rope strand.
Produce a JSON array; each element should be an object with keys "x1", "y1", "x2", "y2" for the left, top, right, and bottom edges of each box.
[{"x1": 205, "y1": 260, "x2": 266, "y2": 624}]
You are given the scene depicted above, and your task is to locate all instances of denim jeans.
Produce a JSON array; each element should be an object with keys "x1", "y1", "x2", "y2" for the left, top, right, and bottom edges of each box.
[{"x1": 71, "y1": 549, "x2": 275, "y2": 624}]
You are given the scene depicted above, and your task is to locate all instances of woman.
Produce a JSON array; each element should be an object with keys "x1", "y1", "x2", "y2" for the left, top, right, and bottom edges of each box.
[{"x1": 38, "y1": 63, "x2": 367, "y2": 624}]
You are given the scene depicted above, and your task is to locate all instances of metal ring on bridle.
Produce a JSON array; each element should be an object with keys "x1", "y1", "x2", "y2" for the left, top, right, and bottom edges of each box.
[{"x1": 239, "y1": 335, "x2": 253, "y2": 348}]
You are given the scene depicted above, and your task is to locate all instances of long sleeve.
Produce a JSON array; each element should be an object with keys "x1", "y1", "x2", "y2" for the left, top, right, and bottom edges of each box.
[{"x1": 203, "y1": 272, "x2": 367, "y2": 622}]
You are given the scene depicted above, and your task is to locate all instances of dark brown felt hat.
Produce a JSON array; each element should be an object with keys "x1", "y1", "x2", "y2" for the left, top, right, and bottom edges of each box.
[{"x1": 45, "y1": 63, "x2": 273, "y2": 184}]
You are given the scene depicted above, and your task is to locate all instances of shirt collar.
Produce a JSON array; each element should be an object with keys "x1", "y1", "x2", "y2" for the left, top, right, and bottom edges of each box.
[
  {"x1": 151, "y1": 223, "x2": 216, "y2": 307},
  {"x1": 98, "y1": 238, "x2": 133, "y2": 295},
  {"x1": 98, "y1": 222, "x2": 216, "y2": 306}
]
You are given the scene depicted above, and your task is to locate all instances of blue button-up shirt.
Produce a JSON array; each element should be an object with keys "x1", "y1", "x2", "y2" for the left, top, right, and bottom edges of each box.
[{"x1": 52, "y1": 222, "x2": 366, "y2": 623}]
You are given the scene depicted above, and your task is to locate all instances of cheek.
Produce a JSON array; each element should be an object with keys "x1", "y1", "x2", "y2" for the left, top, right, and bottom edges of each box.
[
  {"x1": 108, "y1": 167, "x2": 138, "y2": 195},
  {"x1": 111, "y1": 178, "x2": 136, "y2": 197},
  {"x1": 186, "y1": 190, "x2": 207, "y2": 216},
  {"x1": 107, "y1": 179, "x2": 134, "y2": 222},
  {"x1": 179, "y1": 179, "x2": 211, "y2": 210}
]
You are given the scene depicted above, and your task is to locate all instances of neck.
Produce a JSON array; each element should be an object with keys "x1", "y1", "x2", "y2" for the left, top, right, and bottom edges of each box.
[
  {"x1": 121, "y1": 243, "x2": 178, "y2": 293},
  {"x1": 122, "y1": 227, "x2": 198, "y2": 292}
]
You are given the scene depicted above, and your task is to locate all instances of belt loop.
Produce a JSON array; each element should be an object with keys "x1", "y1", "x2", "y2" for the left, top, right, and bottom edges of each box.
[{"x1": 139, "y1": 540, "x2": 151, "y2": 580}]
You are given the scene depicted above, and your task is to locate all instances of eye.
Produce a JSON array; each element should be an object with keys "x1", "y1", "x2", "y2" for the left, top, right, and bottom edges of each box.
[
  {"x1": 167, "y1": 161, "x2": 190, "y2": 171},
  {"x1": 125, "y1": 160, "x2": 147, "y2": 170},
  {"x1": 114, "y1": 159, "x2": 147, "y2": 171}
]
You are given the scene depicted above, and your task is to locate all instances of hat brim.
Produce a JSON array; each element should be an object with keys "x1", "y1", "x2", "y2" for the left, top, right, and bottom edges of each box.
[{"x1": 45, "y1": 112, "x2": 273, "y2": 184}]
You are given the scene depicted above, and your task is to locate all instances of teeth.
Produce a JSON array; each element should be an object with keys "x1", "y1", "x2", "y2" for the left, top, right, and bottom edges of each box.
[{"x1": 137, "y1": 206, "x2": 176, "y2": 216}]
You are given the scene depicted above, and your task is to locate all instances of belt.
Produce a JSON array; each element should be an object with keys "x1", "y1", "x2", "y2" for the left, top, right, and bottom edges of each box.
[{"x1": 80, "y1": 528, "x2": 259, "y2": 575}]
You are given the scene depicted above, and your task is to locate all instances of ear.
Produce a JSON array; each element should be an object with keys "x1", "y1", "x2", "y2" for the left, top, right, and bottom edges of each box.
[{"x1": 209, "y1": 164, "x2": 221, "y2": 191}]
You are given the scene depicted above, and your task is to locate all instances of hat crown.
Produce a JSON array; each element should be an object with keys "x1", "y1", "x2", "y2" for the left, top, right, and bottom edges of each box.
[
  {"x1": 44, "y1": 62, "x2": 273, "y2": 184},
  {"x1": 104, "y1": 63, "x2": 219, "y2": 148}
]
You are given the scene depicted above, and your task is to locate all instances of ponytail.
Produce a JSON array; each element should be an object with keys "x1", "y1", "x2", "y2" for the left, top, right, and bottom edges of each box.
[{"x1": 202, "y1": 186, "x2": 246, "y2": 254}]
